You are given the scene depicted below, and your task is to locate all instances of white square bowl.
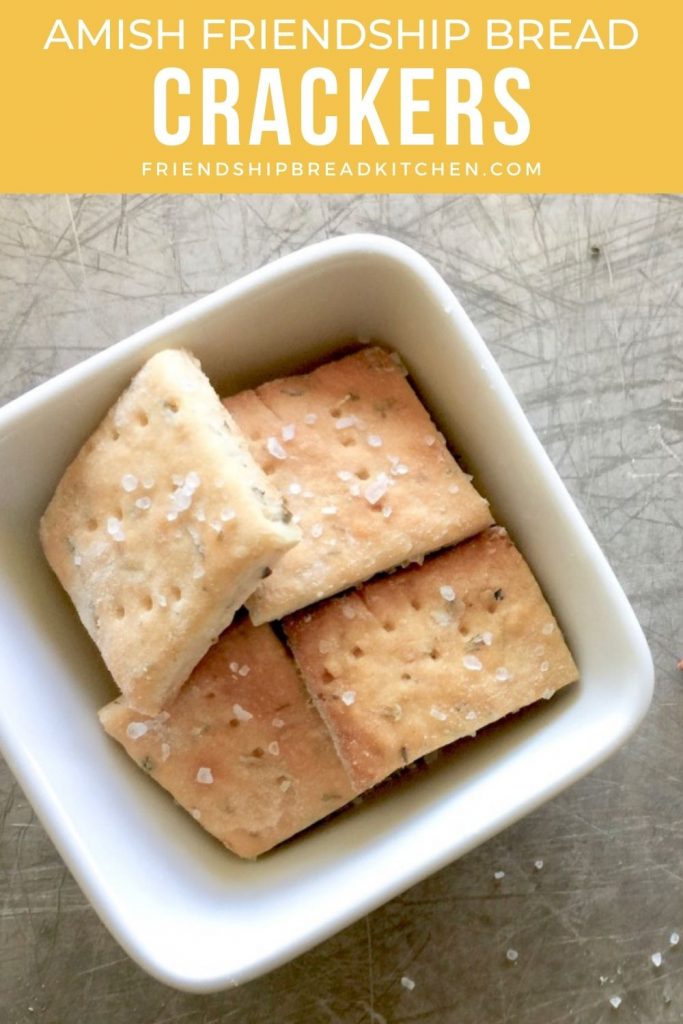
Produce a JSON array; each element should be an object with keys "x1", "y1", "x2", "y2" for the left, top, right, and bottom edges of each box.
[{"x1": 0, "y1": 234, "x2": 653, "y2": 992}]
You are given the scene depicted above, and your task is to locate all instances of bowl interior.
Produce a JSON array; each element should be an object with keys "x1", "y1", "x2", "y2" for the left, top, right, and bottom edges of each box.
[{"x1": 0, "y1": 236, "x2": 652, "y2": 990}]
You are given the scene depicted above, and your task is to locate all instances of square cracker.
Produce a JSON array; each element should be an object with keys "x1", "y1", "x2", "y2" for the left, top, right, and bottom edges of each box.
[
  {"x1": 224, "y1": 346, "x2": 491, "y2": 622},
  {"x1": 99, "y1": 617, "x2": 358, "y2": 858},
  {"x1": 224, "y1": 346, "x2": 493, "y2": 623},
  {"x1": 284, "y1": 527, "x2": 578, "y2": 790},
  {"x1": 41, "y1": 349, "x2": 300, "y2": 715}
]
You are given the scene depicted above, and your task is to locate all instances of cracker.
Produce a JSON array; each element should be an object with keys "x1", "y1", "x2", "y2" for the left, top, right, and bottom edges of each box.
[
  {"x1": 41, "y1": 349, "x2": 300, "y2": 715},
  {"x1": 99, "y1": 617, "x2": 357, "y2": 858},
  {"x1": 224, "y1": 347, "x2": 492, "y2": 623},
  {"x1": 284, "y1": 527, "x2": 578, "y2": 790}
]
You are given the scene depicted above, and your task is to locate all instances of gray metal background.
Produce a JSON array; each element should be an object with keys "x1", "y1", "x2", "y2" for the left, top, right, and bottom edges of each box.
[{"x1": 0, "y1": 194, "x2": 681, "y2": 1024}]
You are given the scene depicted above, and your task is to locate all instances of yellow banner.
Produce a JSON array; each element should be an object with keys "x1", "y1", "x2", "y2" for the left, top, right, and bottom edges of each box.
[{"x1": 1, "y1": 2, "x2": 679, "y2": 192}]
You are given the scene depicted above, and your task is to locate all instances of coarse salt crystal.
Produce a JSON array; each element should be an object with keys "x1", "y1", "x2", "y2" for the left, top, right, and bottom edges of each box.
[
  {"x1": 494, "y1": 870, "x2": 505, "y2": 880},
  {"x1": 393, "y1": 463, "x2": 409, "y2": 476},
  {"x1": 542, "y1": 622, "x2": 555, "y2": 635},
  {"x1": 311, "y1": 523, "x2": 324, "y2": 539},
  {"x1": 424, "y1": 435, "x2": 436, "y2": 446},
  {"x1": 367, "y1": 434, "x2": 383, "y2": 447},
  {"x1": 463, "y1": 655, "x2": 483, "y2": 671},
  {"x1": 106, "y1": 516, "x2": 125, "y2": 542},
  {"x1": 440, "y1": 585, "x2": 456, "y2": 602},
  {"x1": 341, "y1": 691, "x2": 356, "y2": 706},
  {"x1": 303, "y1": 490, "x2": 315, "y2": 499},
  {"x1": 670, "y1": 931, "x2": 680, "y2": 946},
  {"x1": 495, "y1": 667, "x2": 510, "y2": 682},
  {"x1": 196, "y1": 766, "x2": 213, "y2": 785},
  {"x1": 349, "y1": 483, "x2": 361, "y2": 497},
  {"x1": 172, "y1": 474, "x2": 185, "y2": 486},
  {"x1": 121, "y1": 474, "x2": 138, "y2": 492},
  {"x1": 266, "y1": 436, "x2": 287, "y2": 460},
  {"x1": 142, "y1": 475, "x2": 155, "y2": 489},
  {"x1": 238, "y1": 664, "x2": 250, "y2": 677},
  {"x1": 506, "y1": 949, "x2": 518, "y2": 962},
  {"x1": 289, "y1": 482, "x2": 302, "y2": 495},
  {"x1": 267, "y1": 741, "x2": 280, "y2": 756},
  {"x1": 229, "y1": 661, "x2": 239, "y2": 673},
  {"x1": 382, "y1": 505, "x2": 393, "y2": 518},
  {"x1": 481, "y1": 631, "x2": 493, "y2": 646},
  {"x1": 280, "y1": 779, "x2": 292, "y2": 792},
  {"x1": 609, "y1": 996, "x2": 622, "y2": 1010},
  {"x1": 161, "y1": 742, "x2": 171, "y2": 762},
  {"x1": 232, "y1": 703, "x2": 252, "y2": 721},
  {"x1": 185, "y1": 471, "x2": 200, "y2": 491},
  {"x1": 337, "y1": 470, "x2": 353, "y2": 482},
  {"x1": 220, "y1": 507, "x2": 236, "y2": 522},
  {"x1": 540, "y1": 661, "x2": 550, "y2": 672},
  {"x1": 173, "y1": 489, "x2": 192, "y2": 513},
  {"x1": 542, "y1": 689, "x2": 554, "y2": 700},
  {"x1": 191, "y1": 809, "x2": 201, "y2": 821},
  {"x1": 157, "y1": 594, "x2": 168, "y2": 608},
  {"x1": 281, "y1": 423, "x2": 296, "y2": 442},
  {"x1": 401, "y1": 976, "x2": 416, "y2": 991},
  {"x1": 135, "y1": 496, "x2": 152, "y2": 510},
  {"x1": 342, "y1": 604, "x2": 356, "y2": 619},
  {"x1": 73, "y1": 553, "x2": 82, "y2": 566},
  {"x1": 192, "y1": 564, "x2": 205, "y2": 580},
  {"x1": 335, "y1": 415, "x2": 362, "y2": 430},
  {"x1": 126, "y1": 722, "x2": 148, "y2": 740},
  {"x1": 430, "y1": 706, "x2": 447, "y2": 721},
  {"x1": 272, "y1": 718, "x2": 285, "y2": 729},
  {"x1": 534, "y1": 859, "x2": 544, "y2": 871},
  {"x1": 304, "y1": 413, "x2": 317, "y2": 425},
  {"x1": 651, "y1": 952, "x2": 663, "y2": 968},
  {"x1": 465, "y1": 710, "x2": 478, "y2": 721},
  {"x1": 364, "y1": 473, "x2": 390, "y2": 505},
  {"x1": 322, "y1": 505, "x2": 338, "y2": 515},
  {"x1": 431, "y1": 610, "x2": 452, "y2": 627}
]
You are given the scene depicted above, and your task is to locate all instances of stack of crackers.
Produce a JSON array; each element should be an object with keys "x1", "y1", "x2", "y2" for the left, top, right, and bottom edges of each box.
[{"x1": 41, "y1": 346, "x2": 578, "y2": 858}]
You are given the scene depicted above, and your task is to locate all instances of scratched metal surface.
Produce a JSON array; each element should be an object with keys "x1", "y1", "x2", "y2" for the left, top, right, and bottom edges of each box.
[{"x1": 0, "y1": 195, "x2": 681, "y2": 1024}]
